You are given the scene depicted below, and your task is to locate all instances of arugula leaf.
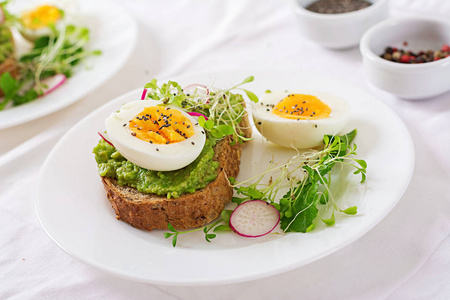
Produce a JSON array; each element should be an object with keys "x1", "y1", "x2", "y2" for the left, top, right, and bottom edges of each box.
[
  {"x1": 12, "y1": 89, "x2": 39, "y2": 106},
  {"x1": 1, "y1": 72, "x2": 20, "y2": 96},
  {"x1": 0, "y1": 72, "x2": 21, "y2": 110},
  {"x1": 280, "y1": 180, "x2": 320, "y2": 232}
]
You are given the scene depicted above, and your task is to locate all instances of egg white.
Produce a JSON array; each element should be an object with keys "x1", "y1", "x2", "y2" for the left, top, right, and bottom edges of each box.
[
  {"x1": 105, "y1": 100, "x2": 206, "y2": 171},
  {"x1": 252, "y1": 91, "x2": 350, "y2": 149}
]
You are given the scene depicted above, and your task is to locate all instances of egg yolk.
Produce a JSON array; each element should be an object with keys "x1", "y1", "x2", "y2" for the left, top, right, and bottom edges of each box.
[
  {"x1": 128, "y1": 106, "x2": 195, "y2": 144},
  {"x1": 21, "y1": 5, "x2": 62, "y2": 30},
  {"x1": 272, "y1": 94, "x2": 331, "y2": 120}
]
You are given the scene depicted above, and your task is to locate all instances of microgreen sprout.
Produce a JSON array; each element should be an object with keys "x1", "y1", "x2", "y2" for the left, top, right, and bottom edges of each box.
[
  {"x1": 231, "y1": 129, "x2": 367, "y2": 233},
  {"x1": 144, "y1": 76, "x2": 258, "y2": 143},
  {"x1": 164, "y1": 210, "x2": 232, "y2": 247},
  {"x1": 0, "y1": 13, "x2": 101, "y2": 110}
]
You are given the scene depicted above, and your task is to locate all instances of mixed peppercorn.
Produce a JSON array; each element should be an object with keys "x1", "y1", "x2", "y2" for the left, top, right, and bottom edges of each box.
[{"x1": 381, "y1": 44, "x2": 450, "y2": 64}]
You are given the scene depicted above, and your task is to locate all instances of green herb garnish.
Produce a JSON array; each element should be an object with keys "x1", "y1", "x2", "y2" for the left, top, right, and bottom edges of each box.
[
  {"x1": 164, "y1": 210, "x2": 232, "y2": 247},
  {"x1": 232, "y1": 129, "x2": 367, "y2": 233},
  {"x1": 0, "y1": 2, "x2": 101, "y2": 110},
  {"x1": 143, "y1": 76, "x2": 258, "y2": 143}
]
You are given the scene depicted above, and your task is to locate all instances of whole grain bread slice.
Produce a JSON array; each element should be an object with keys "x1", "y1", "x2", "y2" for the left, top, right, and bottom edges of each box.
[{"x1": 101, "y1": 118, "x2": 252, "y2": 230}]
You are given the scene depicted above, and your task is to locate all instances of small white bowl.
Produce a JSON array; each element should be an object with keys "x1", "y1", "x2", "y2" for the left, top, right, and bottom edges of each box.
[
  {"x1": 292, "y1": 0, "x2": 389, "y2": 49},
  {"x1": 360, "y1": 17, "x2": 450, "y2": 99}
]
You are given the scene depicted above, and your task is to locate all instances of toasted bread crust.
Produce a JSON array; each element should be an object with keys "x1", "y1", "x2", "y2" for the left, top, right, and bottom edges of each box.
[{"x1": 101, "y1": 119, "x2": 251, "y2": 230}]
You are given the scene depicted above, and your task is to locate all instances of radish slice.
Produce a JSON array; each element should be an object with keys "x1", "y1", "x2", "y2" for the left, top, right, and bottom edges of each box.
[
  {"x1": 229, "y1": 200, "x2": 280, "y2": 238},
  {"x1": 141, "y1": 89, "x2": 147, "y2": 100},
  {"x1": 98, "y1": 131, "x2": 114, "y2": 147},
  {"x1": 40, "y1": 74, "x2": 66, "y2": 95},
  {"x1": 183, "y1": 84, "x2": 209, "y2": 97},
  {"x1": 187, "y1": 112, "x2": 208, "y2": 120}
]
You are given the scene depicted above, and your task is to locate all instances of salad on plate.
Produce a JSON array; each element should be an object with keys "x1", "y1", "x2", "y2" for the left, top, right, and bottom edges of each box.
[{"x1": 0, "y1": 0, "x2": 100, "y2": 110}]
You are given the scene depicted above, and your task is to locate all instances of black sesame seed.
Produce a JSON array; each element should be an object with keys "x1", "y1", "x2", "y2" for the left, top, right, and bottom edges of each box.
[
  {"x1": 131, "y1": 132, "x2": 136, "y2": 136},
  {"x1": 156, "y1": 148, "x2": 159, "y2": 151},
  {"x1": 149, "y1": 141, "x2": 153, "y2": 144},
  {"x1": 314, "y1": 124, "x2": 317, "y2": 128},
  {"x1": 191, "y1": 142, "x2": 195, "y2": 145},
  {"x1": 123, "y1": 123, "x2": 126, "y2": 127}
]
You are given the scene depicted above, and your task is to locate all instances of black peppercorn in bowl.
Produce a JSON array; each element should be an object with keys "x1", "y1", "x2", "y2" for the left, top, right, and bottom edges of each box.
[
  {"x1": 360, "y1": 17, "x2": 450, "y2": 99},
  {"x1": 291, "y1": 0, "x2": 389, "y2": 49}
]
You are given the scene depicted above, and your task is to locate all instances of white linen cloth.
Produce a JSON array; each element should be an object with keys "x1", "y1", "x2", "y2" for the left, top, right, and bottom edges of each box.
[{"x1": 1, "y1": 0, "x2": 450, "y2": 299}]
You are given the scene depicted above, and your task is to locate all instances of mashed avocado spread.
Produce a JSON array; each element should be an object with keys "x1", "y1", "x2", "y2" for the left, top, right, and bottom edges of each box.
[
  {"x1": 0, "y1": 27, "x2": 13, "y2": 64},
  {"x1": 93, "y1": 138, "x2": 220, "y2": 198}
]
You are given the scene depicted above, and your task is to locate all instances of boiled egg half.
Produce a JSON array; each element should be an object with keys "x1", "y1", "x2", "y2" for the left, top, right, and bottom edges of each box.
[
  {"x1": 252, "y1": 91, "x2": 350, "y2": 149},
  {"x1": 105, "y1": 100, "x2": 206, "y2": 171},
  {"x1": 18, "y1": 0, "x2": 78, "y2": 42}
]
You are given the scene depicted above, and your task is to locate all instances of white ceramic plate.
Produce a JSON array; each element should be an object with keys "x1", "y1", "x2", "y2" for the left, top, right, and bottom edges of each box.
[
  {"x1": 37, "y1": 69, "x2": 415, "y2": 286},
  {"x1": 0, "y1": 0, "x2": 137, "y2": 130}
]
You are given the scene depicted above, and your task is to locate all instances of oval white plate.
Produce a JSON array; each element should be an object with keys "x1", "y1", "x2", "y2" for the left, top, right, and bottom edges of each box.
[
  {"x1": 0, "y1": 0, "x2": 137, "y2": 130},
  {"x1": 37, "y1": 69, "x2": 414, "y2": 286}
]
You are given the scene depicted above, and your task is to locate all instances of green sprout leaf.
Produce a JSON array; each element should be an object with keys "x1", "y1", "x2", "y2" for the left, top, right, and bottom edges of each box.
[
  {"x1": 241, "y1": 76, "x2": 254, "y2": 84},
  {"x1": 342, "y1": 206, "x2": 358, "y2": 215},
  {"x1": 221, "y1": 210, "x2": 232, "y2": 224},
  {"x1": 167, "y1": 223, "x2": 177, "y2": 232},
  {"x1": 321, "y1": 212, "x2": 335, "y2": 226},
  {"x1": 214, "y1": 225, "x2": 232, "y2": 232},
  {"x1": 242, "y1": 89, "x2": 259, "y2": 103}
]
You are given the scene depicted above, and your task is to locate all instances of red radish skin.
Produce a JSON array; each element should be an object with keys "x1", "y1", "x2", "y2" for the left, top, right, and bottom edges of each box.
[
  {"x1": 40, "y1": 74, "x2": 67, "y2": 95},
  {"x1": 141, "y1": 89, "x2": 147, "y2": 100},
  {"x1": 98, "y1": 131, "x2": 114, "y2": 147},
  {"x1": 187, "y1": 112, "x2": 208, "y2": 120},
  {"x1": 229, "y1": 200, "x2": 280, "y2": 238}
]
